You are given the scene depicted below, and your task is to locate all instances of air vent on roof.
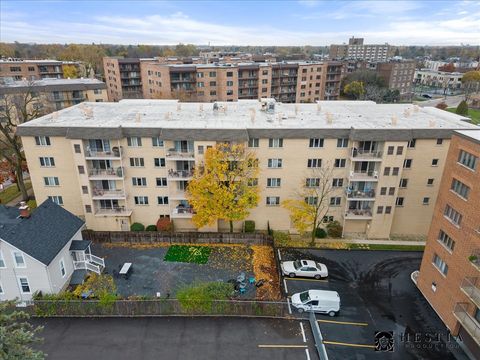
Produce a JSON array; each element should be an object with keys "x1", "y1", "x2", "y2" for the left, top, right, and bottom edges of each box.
[
  {"x1": 403, "y1": 108, "x2": 411, "y2": 117},
  {"x1": 199, "y1": 104, "x2": 204, "y2": 112},
  {"x1": 429, "y1": 120, "x2": 436, "y2": 128},
  {"x1": 317, "y1": 103, "x2": 321, "y2": 114},
  {"x1": 326, "y1": 112, "x2": 333, "y2": 124},
  {"x1": 177, "y1": 103, "x2": 181, "y2": 111},
  {"x1": 249, "y1": 108, "x2": 256, "y2": 122},
  {"x1": 413, "y1": 105, "x2": 419, "y2": 112},
  {"x1": 391, "y1": 115, "x2": 398, "y2": 126},
  {"x1": 135, "y1": 113, "x2": 141, "y2": 123}
]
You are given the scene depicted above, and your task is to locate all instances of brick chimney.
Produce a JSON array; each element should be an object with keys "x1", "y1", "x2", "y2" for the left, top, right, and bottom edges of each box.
[{"x1": 19, "y1": 201, "x2": 30, "y2": 218}]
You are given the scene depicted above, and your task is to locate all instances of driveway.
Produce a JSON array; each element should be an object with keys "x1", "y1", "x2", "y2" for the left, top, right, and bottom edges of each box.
[
  {"x1": 280, "y1": 249, "x2": 469, "y2": 360},
  {"x1": 32, "y1": 317, "x2": 318, "y2": 360},
  {"x1": 415, "y1": 94, "x2": 464, "y2": 108}
]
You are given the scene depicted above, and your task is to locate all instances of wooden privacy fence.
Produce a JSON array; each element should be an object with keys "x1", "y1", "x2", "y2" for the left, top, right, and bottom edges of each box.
[
  {"x1": 82, "y1": 230, "x2": 273, "y2": 246},
  {"x1": 30, "y1": 299, "x2": 290, "y2": 318}
]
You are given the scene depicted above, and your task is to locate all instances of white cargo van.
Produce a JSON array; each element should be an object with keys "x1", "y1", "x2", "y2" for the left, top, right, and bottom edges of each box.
[{"x1": 290, "y1": 290, "x2": 340, "y2": 316}]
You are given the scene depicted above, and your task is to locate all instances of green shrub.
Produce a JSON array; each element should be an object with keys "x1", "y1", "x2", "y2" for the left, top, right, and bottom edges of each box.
[
  {"x1": 177, "y1": 282, "x2": 233, "y2": 313},
  {"x1": 315, "y1": 227, "x2": 327, "y2": 238},
  {"x1": 145, "y1": 225, "x2": 157, "y2": 231},
  {"x1": 456, "y1": 100, "x2": 469, "y2": 116},
  {"x1": 156, "y1": 217, "x2": 173, "y2": 232},
  {"x1": 273, "y1": 231, "x2": 290, "y2": 247},
  {"x1": 130, "y1": 222, "x2": 145, "y2": 231},
  {"x1": 244, "y1": 220, "x2": 255, "y2": 233},
  {"x1": 326, "y1": 221, "x2": 343, "y2": 238}
]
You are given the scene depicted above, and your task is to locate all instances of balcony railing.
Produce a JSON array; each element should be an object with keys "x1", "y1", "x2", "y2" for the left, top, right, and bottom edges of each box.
[
  {"x1": 346, "y1": 189, "x2": 376, "y2": 199},
  {"x1": 345, "y1": 208, "x2": 373, "y2": 219},
  {"x1": 92, "y1": 188, "x2": 126, "y2": 199},
  {"x1": 95, "y1": 207, "x2": 132, "y2": 216},
  {"x1": 166, "y1": 149, "x2": 195, "y2": 159},
  {"x1": 88, "y1": 167, "x2": 124, "y2": 178},
  {"x1": 453, "y1": 303, "x2": 480, "y2": 345},
  {"x1": 351, "y1": 148, "x2": 383, "y2": 160},
  {"x1": 349, "y1": 170, "x2": 379, "y2": 181},
  {"x1": 85, "y1": 147, "x2": 122, "y2": 159},
  {"x1": 461, "y1": 277, "x2": 480, "y2": 308},
  {"x1": 168, "y1": 169, "x2": 194, "y2": 179},
  {"x1": 172, "y1": 207, "x2": 195, "y2": 218},
  {"x1": 469, "y1": 249, "x2": 480, "y2": 271}
]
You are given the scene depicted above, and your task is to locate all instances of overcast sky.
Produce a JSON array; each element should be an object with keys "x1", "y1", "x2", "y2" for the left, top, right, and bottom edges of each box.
[{"x1": 1, "y1": 0, "x2": 479, "y2": 46}]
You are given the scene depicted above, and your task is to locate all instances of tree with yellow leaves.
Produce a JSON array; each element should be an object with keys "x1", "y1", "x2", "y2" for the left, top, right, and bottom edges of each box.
[
  {"x1": 186, "y1": 143, "x2": 259, "y2": 232},
  {"x1": 282, "y1": 163, "x2": 335, "y2": 245}
]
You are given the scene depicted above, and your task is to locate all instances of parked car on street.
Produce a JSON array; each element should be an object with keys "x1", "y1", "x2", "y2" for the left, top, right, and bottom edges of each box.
[
  {"x1": 291, "y1": 290, "x2": 340, "y2": 316},
  {"x1": 281, "y1": 259, "x2": 328, "y2": 279}
]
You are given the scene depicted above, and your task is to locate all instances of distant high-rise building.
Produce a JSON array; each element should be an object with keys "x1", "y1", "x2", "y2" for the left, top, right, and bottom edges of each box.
[
  {"x1": 330, "y1": 36, "x2": 395, "y2": 61},
  {"x1": 0, "y1": 59, "x2": 84, "y2": 81}
]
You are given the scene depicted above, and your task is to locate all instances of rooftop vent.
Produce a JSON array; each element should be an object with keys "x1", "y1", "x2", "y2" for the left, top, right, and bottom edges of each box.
[
  {"x1": 177, "y1": 103, "x2": 182, "y2": 111},
  {"x1": 391, "y1": 115, "x2": 398, "y2": 126},
  {"x1": 135, "y1": 113, "x2": 141, "y2": 123},
  {"x1": 326, "y1": 112, "x2": 333, "y2": 124}
]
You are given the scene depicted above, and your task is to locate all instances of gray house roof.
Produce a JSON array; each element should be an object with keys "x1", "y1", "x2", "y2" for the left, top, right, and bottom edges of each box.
[{"x1": 0, "y1": 200, "x2": 84, "y2": 265}]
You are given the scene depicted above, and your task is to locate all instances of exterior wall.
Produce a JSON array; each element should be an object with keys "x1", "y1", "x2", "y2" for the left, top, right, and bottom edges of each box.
[
  {"x1": 296, "y1": 64, "x2": 324, "y2": 103},
  {"x1": 104, "y1": 58, "x2": 122, "y2": 101},
  {"x1": 0, "y1": 61, "x2": 77, "y2": 80},
  {"x1": 377, "y1": 61, "x2": 416, "y2": 98},
  {"x1": 414, "y1": 70, "x2": 463, "y2": 90},
  {"x1": 417, "y1": 133, "x2": 480, "y2": 357}
]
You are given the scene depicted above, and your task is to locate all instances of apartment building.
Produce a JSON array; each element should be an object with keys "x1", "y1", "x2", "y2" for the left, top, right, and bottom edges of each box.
[
  {"x1": 330, "y1": 37, "x2": 395, "y2": 61},
  {"x1": 416, "y1": 130, "x2": 480, "y2": 360},
  {"x1": 0, "y1": 78, "x2": 107, "y2": 112},
  {"x1": 17, "y1": 99, "x2": 477, "y2": 238},
  {"x1": 376, "y1": 60, "x2": 416, "y2": 99},
  {"x1": 103, "y1": 57, "x2": 142, "y2": 101},
  {"x1": 415, "y1": 69, "x2": 464, "y2": 90},
  {"x1": 0, "y1": 59, "x2": 83, "y2": 80}
]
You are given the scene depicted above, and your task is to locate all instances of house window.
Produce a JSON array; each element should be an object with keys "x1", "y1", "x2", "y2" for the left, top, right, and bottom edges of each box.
[
  {"x1": 377, "y1": 206, "x2": 384, "y2": 214},
  {"x1": 403, "y1": 159, "x2": 412, "y2": 168},
  {"x1": 248, "y1": 178, "x2": 258, "y2": 186},
  {"x1": 392, "y1": 167, "x2": 399, "y2": 176},
  {"x1": 330, "y1": 197, "x2": 341, "y2": 206},
  {"x1": 48, "y1": 196, "x2": 63, "y2": 205},
  {"x1": 266, "y1": 196, "x2": 280, "y2": 206},
  {"x1": 309, "y1": 138, "x2": 324, "y2": 148},
  {"x1": 427, "y1": 178, "x2": 434, "y2": 186},
  {"x1": 444, "y1": 204, "x2": 462, "y2": 226},
  {"x1": 396, "y1": 197, "x2": 404, "y2": 206},
  {"x1": 334, "y1": 159, "x2": 346, "y2": 168},
  {"x1": 209, "y1": 71, "x2": 216, "y2": 77},
  {"x1": 305, "y1": 196, "x2": 318, "y2": 205},
  {"x1": 322, "y1": 215, "x2": 334, "y2": 223},
  {"x1": 0, "y1": 281, "x2": 3, "y2": 294},
  {"x1": 127, "y1": 137, "x2": 142, "y2": 147},
  {"x1": 306, "y1": 178, "x2": 320, "y2": 187},
  {"x1": 387, "y1": 146, "x2": 394, "y2": 155},
  {"x1": 210, "y1": 90, "x2": 216, "y2": 96},
  {"x1": 152, "y1": 137, "x2": 164, "y2": 147},
  {"x1": 268, "y1": 159, "x2": 282, "y2": 168},
  {"x1": 307, "y1": 159, "x2": 322, "y2": 168},
  {"x1": 380, "y1": 187, "x2": 387, "y2": 195},
  {"x1": 396, "y1": 146, "x2": 404, "y2": 155},
  {"x1": 458, "y1": 150, "x2": 477, "y2": 171},
  {"x1": 134, "y1": 196, "x2": 149, "y2": 205},
  {"x1": 13, "y1": 252, "x2": 26, "y2": 268},
  {"x1": 35, "y1": 136, "x2": 51, "y2": 146},
  {"x1": 197, "y1": 82, "x2": 204, "y2": 88},
  {"x1": 432, "y1": 254, "x2": 448, "y2": 275},
  {"x1": 423, "y1": 197, "x2": 430, "y2": 205},
  {"x1": 436, "y1": 139, "x2": 443, "y2": 145},
  {"x1": 385, "y1": 206, "x2": 392, "y2": 214},
  {"x1": 43, "y1": 176, "x2": 60, "y2": 186},
  {"x1": 337, "y1": 138, "x2": 348, "y2": 148},
  {"x1": 269, "y1": 138, "x2": 283, "y2": 148},
  {"x1": 432, "y1": 159, "x2": 439, "y2": 166},
  {"x1": 451, "y1": 178, "x2": 470, "y2": 199},
  {"x1": 248, "y1": 138, "x2": 259, "y2": 147},
  {"x1": 157, "y1": 196, "x2": 169, "y2": 205},
  {"x1": 18, "y1": 277, "x2": 31, "y2": 293},
  {"x1": 132, "y1": 177, "x2": 147, "y2": 186},
  {"x1": 74, "y1": 144, "x2": 81, "y2": 153},
  {"x1": 154, "y1": 158, "x2": 166, "y2": 168},
  {"x1": 78, "y1": 165, "x2": 85, "y2": 174},
  {"x1": 129, "y1": 157, "x2": 144, "y2": 167},
  {"x1": 383, "y1": 167, "x2": 391, "y2": 176},
  {"x1": 39, "y1": 157, "x2": 55, "y2": 167},
  {"x1": 210, "y1": 81, "x2": 217, "y2": 86},
  {"x1": 438, "y1": 230, "x2": 455, "y2": 251},
  {"x1": 82, "y1": 186, "x2": 88, "y2": 194},
  {"x1": 60, "y1": 259, "x2": 66, "y2": 277},
  {"x1": 226, "y1": 72, "x2": 233, "y2": 77},
  {"x1": 399, "y1": 179, "x2": 408, "y2": 188},
  {"x1": 156, "y1": 177, "x2": 167, "y2": 187},
  {"x1": 0, "y1": 251, "x2": 5, "y2": 268},
  {"x1": 267, "y1": 178, "x2": 281, "y2": 187},
  {"x1": 85, "y1": 205, "x2": 92, "y2": 213},
  {"x1": 198, "y1": 146, "x2": 204, "y2": 154},
  {"x1": 388, "y1": 187, "x2": 395, "y2": 195}
]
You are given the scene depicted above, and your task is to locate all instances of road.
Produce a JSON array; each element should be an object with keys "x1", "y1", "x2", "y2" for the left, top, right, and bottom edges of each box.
[{"x1": 414, "y1": 94, "x2": 464, "y2": 108}]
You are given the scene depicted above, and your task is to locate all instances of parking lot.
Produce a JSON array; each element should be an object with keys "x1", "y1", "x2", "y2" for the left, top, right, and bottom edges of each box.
[
  {"x1": 32, "y1": 317, "x2": 318, "y2": 360},
  {"x1": 279, "y1": 248, "x2": 467, "y2": 360}
]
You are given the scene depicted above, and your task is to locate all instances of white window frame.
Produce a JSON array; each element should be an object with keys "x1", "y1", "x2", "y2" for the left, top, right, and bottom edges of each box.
[
  {"x1": 43, "y1": 176, "x2": 60, "y2": 186},
  {"x1": 48, "y1": 196, "x2": 64, "y2": 205},
  {"x1": 18, "y1": 276, "x2": 31, "y2": 294},
  {"x1": 39, "y1": 157, "x2": 55, "y2": 167},
  {"x1": 132, "y1": 177, "x2": 147, "y2": 186},
  {"x1": 337, "y1": 138, "x2": 348, "y2": 148},
  {"x1": 0, "y1": 250, "x2": 5, "y2": 268},
  {"x1": 307, "y1": 158, "x2": 322, "y2": 168},
  {"x1": 157, "y1": 196, "x2": 169, "y2": 205},
  {"x1": 267, "y1": 178, "x2": 281, "y2": 187},
  {"x1": 127, "y1": 137, "x2": 142, "y2": 147},
  {"x1": 156, "y1": 177, "x2": 168, "y2": 187},
  {"x1": 60, "y1": 258, "x2": 66, "y2": 278},
  {"x1": 0, "y1": 280, "x2": 3, "y2": 294},
  {"x1": 152, "y1": 137, "x2": 164, "y2": 147},
  {"x1": 267, "y1": 159, "x2": 282, "y2": 168},
  {"x1": 129, "y1": 157, "x2": 145, "y2": 167},
  {"x1": 154, "y1": 158, "x2": 166, "y2": 168},
  {"x1": 309, "y1": 138, "x2": 324, "y2": 148},
  {"x1": 269, "y1": 138, "x2": 283, "y2": 148},
  {"x1": 35, "y1": 136, "x2": 51, "y2": 146},
  {"x1": 134, "y1": 196, "x2": 149, "y2": 205},
  {"x1": 12, "y1": 251, "x2": 26, "y2": 268},
  {"x1": 248, "y1": 138, "x2": 259, "y2": 148},
  {"x1": 266, "y1": 196, "x2": 280, "y2": 206}
]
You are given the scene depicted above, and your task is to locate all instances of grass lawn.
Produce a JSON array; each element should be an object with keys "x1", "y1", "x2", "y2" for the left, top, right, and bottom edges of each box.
[
  {"x1": 0, "y1": 181, "x2": 32, "y2": 204},
  {"x1": 164, "y1": 245, "x2": 212, "y2": 264},
  {"x1": 446, "y1": 107, "x2": 480, "y2": 125}
]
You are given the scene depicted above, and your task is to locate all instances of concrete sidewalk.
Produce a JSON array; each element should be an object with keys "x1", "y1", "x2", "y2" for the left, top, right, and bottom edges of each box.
[{"x1": 318, "y1": 238, "x2": 426, "y2": 246}]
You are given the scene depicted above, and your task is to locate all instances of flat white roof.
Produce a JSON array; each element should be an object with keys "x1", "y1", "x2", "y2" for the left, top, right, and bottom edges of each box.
[
  {"x1": 455, "y1": 130, "x2": 480, "y2": 142},
  {"x1": 0, "y1": 78, "x2": 104, "y2": 88}
]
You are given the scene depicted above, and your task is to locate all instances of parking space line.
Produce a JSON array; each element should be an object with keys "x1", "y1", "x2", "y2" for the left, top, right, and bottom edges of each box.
[
  {"x1": 284, "y1": 277, "x2": 329, "y2": 283},
  {"x1": 258, "y1": 345, "x2": 308, "y2": 348},
  {"x1": 305, "y1": 348, "x2": 311, "y2": 360},
  {"x1": 323, "y1": 340, "x2": 375, "y2": 349},
  {"x1": 299, "y1": 322, "x2": 306, "y2": 343},
  {"x1": 287, "y1": 297, "x2": 292, "y2": 314},
  {"x1": 317, "y1": 319, "x2": 368, "y2": 326},
  {"x1": 277, "y1": 249, "x2": 282, "y2": 261},
  {"x1": 283, "y1": 278, "x2": 288, "y2": 293}
]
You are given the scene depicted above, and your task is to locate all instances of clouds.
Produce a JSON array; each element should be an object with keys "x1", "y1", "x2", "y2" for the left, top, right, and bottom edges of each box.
[{"x1": 0, "y1": 0, "x2": 478, "y2": 46}]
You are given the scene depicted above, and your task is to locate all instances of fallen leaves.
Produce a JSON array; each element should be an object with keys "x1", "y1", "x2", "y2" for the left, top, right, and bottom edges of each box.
[{"x1": 252, "y1": 246, "x2": 281, "y2": 301}]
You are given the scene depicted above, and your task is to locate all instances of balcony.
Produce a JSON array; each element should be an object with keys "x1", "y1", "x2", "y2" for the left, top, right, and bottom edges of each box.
[
  {"x1": 85, "y1": 147, "x2": 122, "y2": 159},
  {"x1": 169, "y1": 190, "x2": 187, "y2": 200},
  {"x1": 91, "y1": 188, "x2": 127, "y2": 200},
  {"x1": 469, "y1": 249, "x2": 480, "y2": 271},
  {"x1": 168, "y1": 169, "x2": 194, "y2": 180},
  {"x1": 94, "y1": 207, "x2": 132, "y2": 217},
  {"x1": 171, "y1": 207, "x2": 195, "y2": 218},
  {"x1": 453, "y1": 303, "x2": 480, "y2": 346},
  {"x1": 88, "y1": 167, "x2": 124, "y2": 179},
  {"x1": 345, "y1": 208, "x2": 373, "y2": 219},
  {"x1": 461, "y1": 277, "x2": 480, "y2": 308},
  {"x1": 166, "y1": 149, "x2": 195, "y2": 160},
  {"x1": 346, "y1": 188, "x2": 376, "y2": 199},
  {"x1": 349, "y1": 170, "x2": 379, "y2": 182},
  {"x1": 350, "y1": 148, "x2": 383, "y2": 161}
]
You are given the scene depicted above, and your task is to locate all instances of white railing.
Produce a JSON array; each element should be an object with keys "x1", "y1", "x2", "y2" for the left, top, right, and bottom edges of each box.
[
  {"x1": 95, "y1": 207, "x2": 132, "y2": 216},
  {"x1": 86, "y1": 254, "x2": 105, "y2": 268},
  {"x1": 85, "y1": 148, "x2": 122, "y2": 158},
  {"x1": 92, "y1": 189, "x2": 126, "y2": 198},
  {"x1": 453, "y1": 303, "x2": 480, "y2": 344},
  {"x1": 345, "y1": 209, "x2": 373, "y2": 218},
  {"x1": 350, "y1": 170, "x2": 379, "y2": 179},
  {"x1": 168, "y1": 169, "x2": 194, "y2": 178},
  {"x1": 460, "y1": 277, "x2": 480, "y2": 307},
  {"x1": 351, "y1": 148, "x2": 383, "y2": 159},
  {"x1": 166, "y1": 150, "x2": 195, "y2": 158},
  {"x1": 88, "y1": 167, "x2": 124, "y2": 178}
]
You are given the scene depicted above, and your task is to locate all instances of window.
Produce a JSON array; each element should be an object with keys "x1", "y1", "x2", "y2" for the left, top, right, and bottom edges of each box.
[
  {"x1": 209, "y1": 71, "x2": 216, "y2": 77},
  {"x1": 387, "y1": 146, "x2": 394, "y2": 155},
  {"x1": 399, "y1": 179, "x2": 408, "y2": 188},
  {"x1": 423, "y1": 197, "x2": 430, "y2": 205},
  {"x1": 18, "y1": 277, "x2": 31, "y2": 293},
  {"x1": 157, "y1": 196, "x2": 169, "y2": 205},
  {"x1": 197, "y1": 82, "x2": 204, "y2": 88},
  {"x1": 438, "y1": 230, "x2": 455, "y2": 251},
  {"x1": 380, "y1": 187, "x2": 387, "y2": 195},
  {"x1": 306, "y1": 196, "x2": 318, "y2": 205},
  {"x1": 60, "y1": 259, "x2": 66, "y2": 277},
  {"x1": 334, "y1": 159, "x2": 346, "y2": 168},
  {"x1": 132, "y1": 177, "x2": 147, "y2": 186},
  {"x1": 391, "y1": 167, "x2": 399, "y2": 176},
  {"x1": 226, "y1": 90, "x2": 234, "y2": 96},
  {"x1": 74, "y1": 144, "x2": 81, "y2": 153},
  {"x1": 269, "y1": 138, "x2": 283, "y2": 148},
  {"x1": 210, "y1": 81, "x2": 217, "y2": 86},
  {"x1": 377, "y1": 206, "x2": 384, "y2": 214},
  {"x1": 248, "y1": 138, "x2": 259, "y2": 148},
  {"x1": 337, "y1": 138, "x2": 348, "y2": 148},
  {"x1": 458, "y1": 150, "x2": 477, "y2": 170},
  {"x1": 156, "y1": 177, "x2": 167, "y2": 187},
  {"x1": 403, "y1": 159, "x2": 412, "y2": 168},
  {"x1": 306, "y1": 178, "x2": 320, "y2": 187},
  {"x1": 78, "y1": 165, "x2": 85, "y2": 174},
  {"x1": 127, "y1": 137, "x2": 142, "y2": 147},
  {"x1": 210, "y1": 90, "x2": 216, "y2": 96},
  {"x1": 154, "y1": 158, "x2": 166, "y2": 168},
  {"x1": 48, "y1": 196, "x2": 63, "y2": 205},
  {"x1": 407, "y1": 139, "x2": 416, "y2": 148},
  {"x1": 432, "y1": 159, "x2": 439, "y2": 166},
  {"x1": 35, "y1": 136, "x2": 50, "y2": 146},
  {"x1": 13, "y1": 252, "x2": 25, "y2": 268},
  {"x1": 39, "y1": 157, "x2": 55, "y2": 167},
  {"x1": 0, "y1": 251, "x2": 5, "y2": 268},
  {"x1": 383, "y1": 167, "x2": 391, "y2": 176},
  {"x1": 451, "y1": 178, "x2": 470, "y2": 199},
  {"x1": 388, "y1": 187, "x2": 395, "y2": 195},
  {"x1": 385, "y1": 206, "x2": 392, "y2": 214},
  {"x1": 0, "y1": 281, "x2": 3, "y2": 294},
  {"x1": 396, "y1": 197, "x2": 404, "y2": 206},
  {"x1": 307, "y1": 159, "x2": 322, "y2": 168},
  {"x1": 267, "y1": 178, "x2": 281, "y2": 187},
  {"x1": 268, "y1": 159, "x2": 282, "y2": 168},
  {"x1": 330, "y1": 197, "x2": 341, "y2": 206},
  {"x1": 197, "y1": 72, "x2": 204, "y2": 78},
  {"x1": 436, "y1": 139, "x2": 443, "y2": 145},
  {"x1": 129, "y1": 157, "x2": 144, "y2": 167},
  {"x1": 85, "y1": 205, "x2": 92, "y2": 213},
  {"x1": 262, "y1": 70, "x2": 268, "y2": 75},
  {"x1": 248, "y1": 178, "x2": 258, "y2": 186},
  {"x1": 396, "y1": 146, "x2": 404, "y2": 155},
  {"x1": 427, "y1": 178, "x2": 434, "y2": 186},
  {"x1": 266, "y1": 196, "x2": 280, "y2": 206},
  {"x1": 152, "y1": 137, "x2": 164, "y2": 147},
  {"x1": 226, "y1": 71, "x2": 233, "y2": 77},
  {"x1": 309, "y1": 138, "x2": 324, "y2": 148},
  {"x1": 444, "y1": 204, "x2": 462, "y2": 226},
  {"x1": 43, "y1": 176, "x2": 59, "y2": 186},
  {"x1": 433, "y1": 254, "x2": 448, "y2": 275},
  {"x1": 134, "y1": 196, "x2": 149, "y2": 205}
]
